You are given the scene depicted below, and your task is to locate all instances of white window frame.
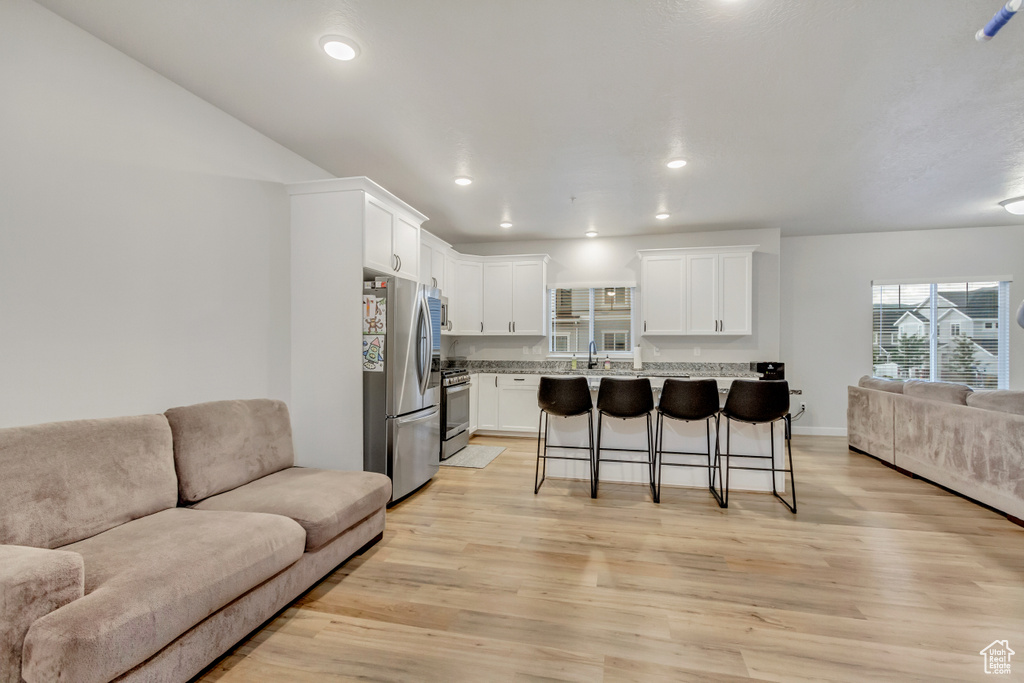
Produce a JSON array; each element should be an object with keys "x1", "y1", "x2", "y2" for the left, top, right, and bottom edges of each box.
[
  {"x1": 548, "y1": 286, "x2": 635, "y2": 357},
  {"x1": 872, "y1": 279, "x2": 1010, "y2": 389}
]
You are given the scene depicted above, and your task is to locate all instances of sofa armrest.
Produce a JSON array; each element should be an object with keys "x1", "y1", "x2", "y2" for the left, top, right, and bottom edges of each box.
[{"x1": 0, "y1": 545, "x2": 83, "y2": 683}]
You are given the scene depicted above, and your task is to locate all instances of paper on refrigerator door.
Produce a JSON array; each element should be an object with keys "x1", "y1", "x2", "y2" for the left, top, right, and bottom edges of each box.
[
  {"x1": 363, "y1": 294, "x2": 386, "y2": 372},
  {"x1": 363, "y1": 335, "x2": 385, "y2": 372},
  {"x1": 363, "y1": 295, "x2": 386, "y2": 334}
]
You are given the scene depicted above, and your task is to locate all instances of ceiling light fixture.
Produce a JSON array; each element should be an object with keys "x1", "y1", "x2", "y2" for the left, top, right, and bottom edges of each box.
[
  {"x1": 500, "y1": 221, "x2": 513, "y2": 228},
  {"x1": 319, "y1": 35, "x2": 360, "y2": 61},
  {"x1": 666, "y1": 159, "x2": 688, "y2": 169},
  {"x1": 656, "y1": 213, "x2": 670, "y2": 220},
  {"x1": 585, "y1": 230, "x2": 598, "y2": 238},
  {"x1": 454, "y1": 176, "x2": 473, "y2": 186},
  {"x1": 1000, "y1": 196, "x2": 1024, "y2": 215}
]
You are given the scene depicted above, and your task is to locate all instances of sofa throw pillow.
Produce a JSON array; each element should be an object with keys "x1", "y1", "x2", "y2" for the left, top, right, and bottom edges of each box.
[
  {"x1": 858, "y1": 376, "x2": 905, "y2": 394},
  {"x1": 903, "y1": 380, "x2": 973, "y2": 405},
  {"x1": 966, "y1": 390, "x2": 1024, "y2": 416}
]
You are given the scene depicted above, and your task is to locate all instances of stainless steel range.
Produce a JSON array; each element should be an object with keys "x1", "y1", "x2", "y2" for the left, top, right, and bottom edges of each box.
[{"x1": 440, "y1": 369, "x2": 471, "y2": 459}]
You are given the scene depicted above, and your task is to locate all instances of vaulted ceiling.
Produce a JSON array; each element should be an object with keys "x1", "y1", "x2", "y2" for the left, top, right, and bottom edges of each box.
[{"x1": 35, "y1": 0, "x2": 1024, "y2": 243}]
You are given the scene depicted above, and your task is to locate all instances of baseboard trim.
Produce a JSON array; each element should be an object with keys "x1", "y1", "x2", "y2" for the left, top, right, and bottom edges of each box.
[{"x1": 792, "y1": 426, "x2": 847, "y2": 437}]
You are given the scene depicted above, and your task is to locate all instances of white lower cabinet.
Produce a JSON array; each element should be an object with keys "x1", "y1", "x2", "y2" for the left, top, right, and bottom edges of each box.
[
  {"x1": 469, "y1": 374, "x2": 479, "y2": 434},
  {"x1": 477, "y1": 373, "x2": 498, "y2": 430},
  {"x1": 475, "y1": 374, "x2": 540, "y2": 434},
  {"x1": 496, "y1": 375, "x2": 541, "y2": 432}
]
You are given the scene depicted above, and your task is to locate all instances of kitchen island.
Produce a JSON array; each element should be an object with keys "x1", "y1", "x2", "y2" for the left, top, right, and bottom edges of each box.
[{"x1": 462, "y1": 361, "x2": 789, "y2": 494}]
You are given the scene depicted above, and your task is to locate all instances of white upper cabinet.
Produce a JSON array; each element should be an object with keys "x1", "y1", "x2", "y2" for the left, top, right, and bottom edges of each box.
[
  {"x1": 392, "y1": 214, "x2": 419, "y2": 279},
  {"x1": 419, "y1": 241, "x2": 432, "y2": 287},
  {"x1": 511, "y1": 260, "x2": 546, "y2": 335},
  {"x1": 349, "y1": 179, "x2": 425, "y2": 279},
  {"x1": 419, "y1": 230, "x2": 450, "y2": 291},
  {"x1": 718, "y1": 251, "x2": 753, "y2": 335},
  {"x1": 685, "y1": 253, "x2": 718, "y2": 335},
  {"x1": 452, "y1": 259, "x2": 484, "y2": 335},
  {"x1": 639, "y1": 246, "x2": 755, "y2": 336},
  {"x1": 640, "y1": 253, "x2": 686, "y2": 335},
  {"x1": 447, "y1": 255, "x2": 548, "y2": 336},
  {"x1": 363, "y1": 196, "x2": 397, "y2": 275},
  {"x1": 482, "y1": 262, "x2": 514, "y2": 334},
  {"x1": 430, "y1": 247, "x2": 446, "y2": 291}
]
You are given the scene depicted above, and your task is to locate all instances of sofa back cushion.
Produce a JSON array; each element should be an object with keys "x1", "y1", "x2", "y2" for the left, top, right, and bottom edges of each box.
[
  {"x1": 903, "y1": 380, "x2": 973, "y2": 405},
  {"x1": 967, "y1": 390, "x2": 1024, "y2": 416},
  {"x1": 858, "y1": 376, "x2": 905, "y2": 393},
  {"x1": 0, "y1": 415, "x2": 177, "y2": 549},
  {"x1": 165, "y1": 399, "x2": 294, "y2": 504}
]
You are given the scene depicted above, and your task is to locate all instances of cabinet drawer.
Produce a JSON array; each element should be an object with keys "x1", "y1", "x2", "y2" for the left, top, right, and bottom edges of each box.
[{"x1": 496, "y1": 374, "x2": 541, "y2": 388}]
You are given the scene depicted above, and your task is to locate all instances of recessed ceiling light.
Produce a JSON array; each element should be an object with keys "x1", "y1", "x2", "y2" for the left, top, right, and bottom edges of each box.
[
  {"x1": 585, "y1": 230, "x2": 598, "y2": 238},
  {"x1": 666, "y1": 159, "x2": 687, "y2": 169},
  {"x1": 454, "y1": 176, "x2": 473, "y2": 186},
  {"x1": 1000, "y1": 196, "x2": 1024, "y2": 215},
  {"x1": 655, "y1": 213, "x2": 670, "y2": 220},
  {"x1": 500, "y1": 221, "x2": 513, "y2": 228},
  {"x1": 320, "y1": 35, "x2": 360, "y2": 61}
]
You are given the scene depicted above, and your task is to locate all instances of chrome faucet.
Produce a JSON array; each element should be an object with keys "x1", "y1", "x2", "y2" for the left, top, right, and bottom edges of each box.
[{"x1": 587, "y1": 341, "x2": 597, "y2": 369}]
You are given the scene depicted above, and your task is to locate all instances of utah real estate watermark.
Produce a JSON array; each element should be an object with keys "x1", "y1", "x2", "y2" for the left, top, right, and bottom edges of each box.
[{"x1": 980, "y1": 640, "x2": 1014, "y2": 675}]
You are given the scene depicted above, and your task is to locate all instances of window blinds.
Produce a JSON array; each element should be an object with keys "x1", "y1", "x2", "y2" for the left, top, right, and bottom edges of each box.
[{"x1": 872, "y1": 280, "x2": 1008, "y2": 389}]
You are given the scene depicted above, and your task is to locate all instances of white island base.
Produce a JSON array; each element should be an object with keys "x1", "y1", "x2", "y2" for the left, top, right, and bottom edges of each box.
[{"x1": 542, "y1": 411, "x2": 787, "y2": 494}]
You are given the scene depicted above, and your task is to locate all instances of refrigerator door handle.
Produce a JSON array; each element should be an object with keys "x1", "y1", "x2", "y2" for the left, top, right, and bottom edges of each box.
[
  {"x1": 396, "y1": 406, "x2": 439, "y2": 426},
  {"x1": 418, "y1": 291, "x2": 432, "y2": 396}
]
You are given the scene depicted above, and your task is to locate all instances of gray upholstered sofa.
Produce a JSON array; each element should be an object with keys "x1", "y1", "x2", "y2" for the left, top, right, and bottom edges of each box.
[
  {"x1": 0, "y1": 399, "x2": 390, "y2": 683},
  {"x1": 848, "y1": 377, "x2": 1024, "y2": 521}
]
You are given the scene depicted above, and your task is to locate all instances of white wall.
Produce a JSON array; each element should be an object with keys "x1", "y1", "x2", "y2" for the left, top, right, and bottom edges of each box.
[
  {"x1": 0, "y1": 0, "x2": 330, "y2": 427},
  {"x1": 451, "y1": 228, "x2": 781, "y2": 364},
  {"x1": 781, "y1": 226, "x2": 1024, "y2": 435}
]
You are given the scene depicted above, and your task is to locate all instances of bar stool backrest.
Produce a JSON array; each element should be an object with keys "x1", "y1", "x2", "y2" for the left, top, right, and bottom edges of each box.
[
  {"x1": 538, "y1": 376, "x2": 593, "y2": 417},
  {"x1": 658, "y1": 378, "x2": 720, "y2": 421},
  {"x1": 722, "y1": 379, "x2": 790, "y2": 423},
  {"x1": 596, "y1": 377, "x2": 654, "y2": 418}
]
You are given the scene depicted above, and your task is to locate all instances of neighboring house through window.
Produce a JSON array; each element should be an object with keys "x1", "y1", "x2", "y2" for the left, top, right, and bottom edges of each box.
[
  {"x1": 549, "y1": 286, "x2": 634, "y2": 355},
  {"x1": 872, "y1": 280, "x2": 1010, "y2": 389}
]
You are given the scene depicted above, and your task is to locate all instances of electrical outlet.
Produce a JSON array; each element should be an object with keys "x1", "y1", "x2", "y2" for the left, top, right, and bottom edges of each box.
[
  {"x1": 522, "y1": 346, "x2": 530, "y2": 355},
  {"x1": 653, "y1": 346, "x2": 661, "y2": 357},
  {"x1": 800, "y1": 401, "x2": 807, "y2": 412},
  {"x1": 693, "y1": 347, "x2": 701, "y2": 357}
]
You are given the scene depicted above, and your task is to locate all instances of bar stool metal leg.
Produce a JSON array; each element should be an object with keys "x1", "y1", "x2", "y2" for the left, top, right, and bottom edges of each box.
[
  {"x1": 588, "y1": 411, "x2": 596, "y2": 498},
  {"x1": 534, "y1": 410, "x2": 546, "y2": 494},
  {"x1": 708, "y1": 415, "x2": 726, "y2": 508}
]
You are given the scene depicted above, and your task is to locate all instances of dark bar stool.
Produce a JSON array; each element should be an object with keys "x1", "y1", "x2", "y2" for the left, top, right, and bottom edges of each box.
[
  {"x1": 720, "y1": 379, "x2": 796, "y2": 513},
  {"x1": 535, "y1": 376, "x2": 595, "y2": 496},
  {"x1": 654, "y1": 379, "x2": 724, "y2": 506},
  {"x1": 595, "y1": 377, "x2": 655, "y2": 500}
]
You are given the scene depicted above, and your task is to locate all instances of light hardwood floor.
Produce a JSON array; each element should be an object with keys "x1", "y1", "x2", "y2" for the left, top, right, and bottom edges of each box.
[{"x1": 199, "y1": 435, "x2": 1024, "y2": 682}]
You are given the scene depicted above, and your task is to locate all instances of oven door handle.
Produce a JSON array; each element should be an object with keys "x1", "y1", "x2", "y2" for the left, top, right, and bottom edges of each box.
[{"x1": 445, "y1": 383, "x2": 471, "y2": 395}]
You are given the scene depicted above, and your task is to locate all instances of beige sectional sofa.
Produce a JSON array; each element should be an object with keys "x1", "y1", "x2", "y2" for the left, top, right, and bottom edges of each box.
[
  {"x1": 0, "y1": 399, "x2": 390, "y2": 683},
  {"x1": 848, "y1": 377, "x2": 1024, "y2": 522}
]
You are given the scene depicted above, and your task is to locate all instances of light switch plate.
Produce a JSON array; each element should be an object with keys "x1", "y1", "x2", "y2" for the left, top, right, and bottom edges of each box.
[{"x1": 694, "y1": 347, "x2": 701, "y2": 357}]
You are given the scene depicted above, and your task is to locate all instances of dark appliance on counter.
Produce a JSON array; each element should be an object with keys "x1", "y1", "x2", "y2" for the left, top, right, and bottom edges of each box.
[
  {"x1": 440, "y1": 369, "x2": 471, "y2": 459},
  {"x1": 755, "y1": 362, "x2": 785, "y2": 380}
]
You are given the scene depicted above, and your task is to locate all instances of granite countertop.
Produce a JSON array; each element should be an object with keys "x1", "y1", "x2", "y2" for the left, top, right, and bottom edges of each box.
[{"x1": 444, "y1": 359, "x2": 760, "y2": 379}]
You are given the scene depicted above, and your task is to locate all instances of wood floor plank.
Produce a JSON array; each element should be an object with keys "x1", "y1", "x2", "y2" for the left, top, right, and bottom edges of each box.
[{"x1": 197, "y1": 434, "x2": 1024, "y2": 682}]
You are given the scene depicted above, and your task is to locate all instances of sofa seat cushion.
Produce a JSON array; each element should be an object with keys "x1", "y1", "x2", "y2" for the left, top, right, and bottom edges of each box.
[
  {"x1": 903, "y1": 380, "x2": 973, "y2": 405},
  {"x1": 21, "y1": 508, "x2": 304, "y2": 683},
  {"x1": 190, "y1": 468, "x2": 391, "y2": 551},
  {"x1": 967, "y1": 390, "x2": 1024, "y2": 416}
]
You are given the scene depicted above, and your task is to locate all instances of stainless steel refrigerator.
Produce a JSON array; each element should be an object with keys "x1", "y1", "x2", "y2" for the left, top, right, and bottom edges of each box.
[{"x1": 363, "y1": 276, "x2": 442, "y2": 501}]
